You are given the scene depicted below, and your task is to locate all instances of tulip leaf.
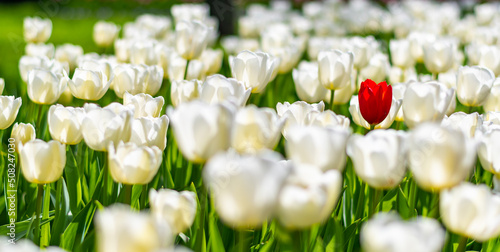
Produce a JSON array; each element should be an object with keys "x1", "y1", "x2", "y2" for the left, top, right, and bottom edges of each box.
[
  {"x1": 208, "y1": 212, "x2": 225, "y2": 252},
  {"x1": 64, "y1": 148, "x2": 83, "y2": 215}
]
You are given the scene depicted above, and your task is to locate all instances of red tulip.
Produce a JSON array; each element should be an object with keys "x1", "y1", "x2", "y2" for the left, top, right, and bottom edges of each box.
[{"x1": 358, "y1": 79, "x2": 392, "y2": 126}]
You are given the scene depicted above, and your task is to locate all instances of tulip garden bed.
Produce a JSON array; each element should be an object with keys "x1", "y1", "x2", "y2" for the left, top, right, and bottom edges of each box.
[{"x1": 1, "y1": 1, "x2": 500, "y2": 252}]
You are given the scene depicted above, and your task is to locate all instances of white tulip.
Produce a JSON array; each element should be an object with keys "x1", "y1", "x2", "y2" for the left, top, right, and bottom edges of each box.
[
  {"x1": 19, "y1": 140, "x2": 66, "y2": 184},
  {"x1": 277, "y1": 163, "x2": 342, "y2": 229},
  {"x1": 203, "y1": 149, "x2": 289, "y2": 228},
  {"x1": 347, "y1": 129, "x2": 407, "y2": 189},
  {"x1": 474, "y1": 3, "x2": 497, "y2": 26},
  {"x1": 229, "y1": 50, "x2": 280, "y2": 93},
  {"x1": 478, "y1": 45, "x2": 500, "y2": 76},
  {"x1": 149, "y1": 189, "x2": 197, "y2": 234},
  {"x1": 423, "y1": 39, "x2": 455, "y2": 74},
  {"x1": 81, "y1": 103, "x2": 133, "y2": 151},
  {"x1": 350, "y1": 36, "x2": 374, "y2": 70},
  {"x1": 171, "y1": 3, "x2": 210, "y2": 24},
  {"x1": 25, "y1": 43, "x2": 55, "y2": 58},
  {"x1": 55, "y1": 44, "x2": 84, "y2": 71},
  {"x1": 129, "y1": 39, "x2": 158, "y2": 66},
  {"x1": 27, "y1": 68, "x2": 68, "y2": 104},
  {"x1": 108, "y1": 141, "x2": 162, "y2": 185},
  {"x1": 402, "y1": 81, "x2": 454, "y2": 128},
  {"x1": 68, "y1": 68, "x2": 110, "y2": 100},
  {"x1": 305, "y1": 110, "x2": 351, "y2": 130},
  {"x1": 231, "y1": 105, "x2": 284, "y2": 153},
  {"x1": 48, "y1": 104, "x2": 85, "y2": 145},
  {"x1": 199, "y1": 74, "x2": 250, "y2": 107},
  {"x1": 390, "y1": 39, "x2": 414, "y2": 69},
  {"x1": 0, "y1": 96, "x2": 22, "y2": 130},
  {"x1": 167, "y1": 100, "x2": 234, "y2": 163},
  {"x1": 19, "y1": 55, "x2": 68, "y2": 83},
  {"x1": 170, "y1": 79, "x2": 201, "y2": 107},
  {"x1": 23, "y1": 17, "x2": 52, "y2": 43},
  {"x1": 441, "y1": 112, "x2": 481, "y2": 139},
  {"x1": 123, "y1": 92, "x2": 164, "y2": 118},
  {"x1": 408, "y1": 31, "x2": 436, "y2": 63},
  {"x1": 477, "y1": 129, "x2": 500, "y2": 175},
  {"x1": 292, "y1": 61, "x2": 328, "y2": 103},
  {"x1": 93, "y1": 20, "x2": 120, "y2": 47},
  {"x1": 317, "y1": 49, "x2": 354, "y2": 90},
  {"x1": 483, "y1": 80, "x2": 500, "y2": 112},
  {"x1": 440, "y1": 182, "x2": 500, "y2": 241},
  {"x1": 456, "y1": 66, "x2": 495, "y2": 107},
  {"x1": 185, "y1": 59, "x2": 205, "y2": 80},
  {"x1": 95, "y1": 204, "x2": 170, "y2": 252},
  {"x1": 349, "y1": 95, "x2": 402, "y2": 129},
  {"x1": 175, "y1": 20, "x2": 211, "y2": 60},
  {"x1": 286, "y1": 125, "x2": 350, "y2": 172},
  {"x1": 199, "y1": 48, "x2": 223, "y2": 76},
  {"x1": 276, "y1": 101, "x2": 324, "y2": 139},
  {"x1": 359, "y1": 52, "x2": 390, "y2": 84},
  {"x1": 407, "y1": 123, "x2": 476, "y2": 191},
  {"x1": 11, "y1": 123, "x2": 36, "y2": 152},
  {"x1": 130, "y1": 115, "x2": 169, "y2": 151},
  {"x1": 135, "y1": 14, "x2": 172, "y2": 39},
  {"x1": 168, "y1": 53, "x2": 187, "y2": 82},
  {"x1": 361, "y1": 212, "x2": 445, "y2": 252}
]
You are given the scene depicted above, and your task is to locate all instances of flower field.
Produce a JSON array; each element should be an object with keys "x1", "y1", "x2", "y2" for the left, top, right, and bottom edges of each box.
[{"x1": 1, "y1": 1, "x2": 500, "y2": 252}]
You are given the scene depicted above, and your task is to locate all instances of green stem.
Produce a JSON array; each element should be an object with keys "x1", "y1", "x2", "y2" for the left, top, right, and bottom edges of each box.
[
  {"x1": 123, "y1": 184, "x2": 132, "y2": 206},
  {"x1": 369, "y1": 188, "x2": 382, "y2": 218},
  {"x1": 33, "y1": 184, "x2": 44, "y2": 245},
  {"x1": 369, "y1": 124, "x2": 375, "y2": 131},
  {"x1": 330, "y1": 89, "x2": 335, "y2": 112},
  {"x1": 408, "y1": 178, "x2": 418, "y2": 217},
  {"x1": 40, "y1": 184, "x2": 51, "y2": 247},
  {"x1": 238, "y1": 229, "x2": 249, "y2": 252},
  {"x1": 140, "y1": 184, "x2": 148, "y2": 210},
  {"x1": 102, "y1": 155, "x2": 109, "y2": 206},
  {"x1": 456, "y1": 235, "x2": 468, "y2": 252},
  {"x1": 355, "y1": 182, "x2": 366, "y2": 221},
  {"x1": 36, "y1": 105, "x2": 44, "y2": 138},
  {"x1": 428, "y1": 191, "x2": 440, "y2": 219},
  {"x1": 184, "y1": 59, "x2": 190, "y2": 80},
  {"x1": 292, "y1": 230, "x2": 301, "y2": 252}
]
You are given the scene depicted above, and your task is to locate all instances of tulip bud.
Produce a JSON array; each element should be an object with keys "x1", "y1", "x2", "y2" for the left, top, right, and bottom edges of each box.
[
  {"x1": 318, "y1": 49, "x2": 354, "y2": 90},
  {"x1": 229, "y1": 50, "x2": 280, "y2": 93},
  {"x1": 149, "y1": 189, "x2": 197, "y2": 234},
  {"x1": 11, "y1": 123, "x2": 36, "y2": 153},
  {"x1": 27, "y1": 69, "x2": 68, "y2": 104},
  {"x1": 55, "y1": 44, "x2": 84, "y2": 71},
  {"x1": 81, "y1": 103, "x2": 133, "y2": 151},
  {"x1": 0, "y1": 96, "x2": 22, "y2": 130},
  {"x1": 361, "y1": 212, "x2": 446, "y2": 252},
  {"x1": 277, "y1": 162, "x2": 342, "y2": 229},
  {"x1": 402, "y1": 81, "x2": 454, "y2": 128},
  {"x1": 347, "y1": 129, "x2": 407, "y2": 189},
  {"x1": 19, "y1": 139, "x2": 66, "y2": 184},
  {"x1": 167, "y1": 100, "x2": 234, "y2": 163},
  {"x1": 170, "y1": 79, "x2": 202, "y2": 107},
  {"x1": 108, "y1": 142, "x2": 162, "y2": 185},
  {"x1": 440, "y1": 182, "x2": 500, "y2": 241},
  {"x1": 456, "y1": 66, "x2": 495, "y2": 107},
  {"x1": 123, "y1": 92, "x2": 164, "y2": 118},
  {"x1": 130, "y1": 116, "x2": 169, "y2": 151},
  {"x1": 231, "y1": 105, "x2": 284, "y2": 153},
  {"x1": 93, "y1": 20, "x2": 120, "y2": 48},
  {"x1": 407, "y1": 123, "x2": 476, "y2": 191},
  {"x1": 23, "y1": 17, "x2": 52, "y2": 43},
  {"x1": 175, "y1": 20, "x2": 211, "y2": 60},
  {"x1": 423, "y1": 39, "x2": 455, "y2": 74},
  {"x1": 48, "y1": 104, "x2": 85, "y2": 145},
  {"x1": 95, "y1": 204, "x2": 170, "y2": 252},
  {"x1": 199, "y1": 74, "x2": 250, "y2": 107},
  {"x1": 203, "y1": 149, "x2": 289, "y2": 228},
  {"x1": 286, "y1": 125, "x2": 350, "y2": 172},
  {"x1": 68, "y1": 68, "x2": 110, "y2": 100},
  {"x1": 276, "y1": 101, "x2": 324, "y2": 139}
]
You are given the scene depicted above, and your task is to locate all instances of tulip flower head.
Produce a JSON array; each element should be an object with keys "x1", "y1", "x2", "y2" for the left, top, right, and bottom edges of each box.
[{"x1": 358, "y1": 79, "x2": 392, "y2": 127}]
